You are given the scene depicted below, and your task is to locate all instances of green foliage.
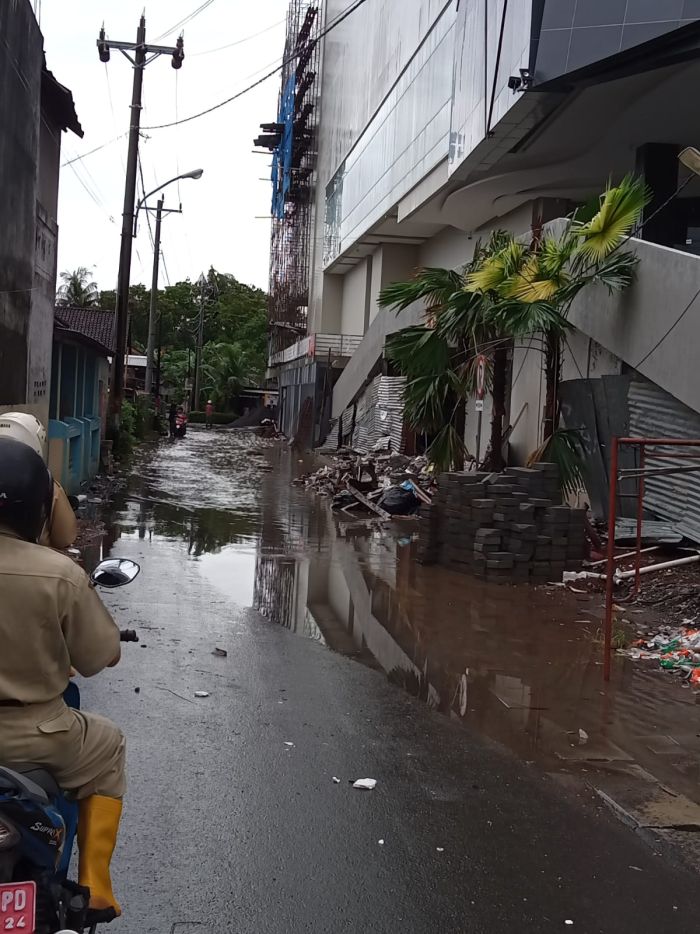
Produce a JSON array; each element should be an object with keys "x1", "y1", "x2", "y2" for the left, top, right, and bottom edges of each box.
[
  {"x1": 379, "y1": 178, "x2": 646, "y2": 477},
  {"x1": 57, "y1": 267, "x2": 100, "y2": 307},
  {"x1": 199, "y1": 341, "x2": 257, "y2": 410},
  {"x1": 100, "y1": 267, "x2": 268, "y2": 398},
  {"x1": 527, "y1": 428, "x2": 586, "y2": 498}
]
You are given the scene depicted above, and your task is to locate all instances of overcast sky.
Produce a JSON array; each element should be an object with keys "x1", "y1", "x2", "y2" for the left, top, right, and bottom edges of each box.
[{"x1": 40, "y1": 0, "x2": 288, "y2": 293}]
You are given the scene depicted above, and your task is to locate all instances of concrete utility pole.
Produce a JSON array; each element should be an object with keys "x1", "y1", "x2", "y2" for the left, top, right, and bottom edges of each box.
[
  {"x1": 144, "y1": 196, "x2": 164, "y2": 395},
  {"x1": 97, "y1": 17, "x2": 184, "y2": 432},
  {"x1": 193, "y1": 274, "x2": 206, "y2": 410}
]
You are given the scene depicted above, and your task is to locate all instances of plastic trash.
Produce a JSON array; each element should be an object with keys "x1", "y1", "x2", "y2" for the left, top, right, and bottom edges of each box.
[
  {"x1": 352, "y1": 778, "x2": 377, "y2": 790},
  {"x1": 332, "y1": 777, "x2": 341, "y2": 784},
  {"x1": 212, "y1": 647, "x2": 228, "y2": 658},
  {"x1": 578, "y1": 729, "x2": 589, "y2": 745},
  {"x1": 376, "y1": 486, "x2": 420, "y2": 516},
  {"x1": 284, "y1": 741, "x2": 295, "y2": 747},
  {"x1": 194, "y1": 691, "x2": 210, "y2": 698}
]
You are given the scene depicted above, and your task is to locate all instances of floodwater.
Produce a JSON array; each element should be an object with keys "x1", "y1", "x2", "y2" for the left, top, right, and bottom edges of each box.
[{"x1": 99, "y1": 428, "x2": 700, "y2": 805}]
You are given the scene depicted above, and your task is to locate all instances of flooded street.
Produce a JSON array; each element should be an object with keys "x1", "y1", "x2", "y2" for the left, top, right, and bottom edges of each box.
[
  {"x1": 81, "y1": 427, "x2": 700, "y2": 934},
  {"x1": 104, "y1": 428, "x2": 700, "y2": 806}
]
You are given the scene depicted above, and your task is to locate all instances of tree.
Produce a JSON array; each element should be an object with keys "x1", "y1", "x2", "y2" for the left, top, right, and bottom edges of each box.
[
  {"x1": 379, "y1": 176, "x2": 647, "y2": 482},
  {"x1": 200, "y1": 341, "x2": 258, "y2": 410},
  {"x1": 379, "y1": 237, "x2": 568, "y2": 471},
  {"x1": 467, "y1": 175, "x2": 648, "y2": 490},
  {"x1": 57, "y1": 267, "x2": 99, "y2": 307}
]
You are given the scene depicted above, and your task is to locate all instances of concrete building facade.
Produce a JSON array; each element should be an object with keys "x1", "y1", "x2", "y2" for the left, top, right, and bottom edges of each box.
[
  {"x1": 0, "y1": 0, "x2": 82, "y2": 427},
  {"x1": 264, "y1": 2, "x2": 700, "y2": 470}
]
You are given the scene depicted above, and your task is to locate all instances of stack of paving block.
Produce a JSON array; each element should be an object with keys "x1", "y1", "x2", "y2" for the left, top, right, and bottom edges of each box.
[{"x1": 416, "y1": 464, "x2": 587, "y2": 584}]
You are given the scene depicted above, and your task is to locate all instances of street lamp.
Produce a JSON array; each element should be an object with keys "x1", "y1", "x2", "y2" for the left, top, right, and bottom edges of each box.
[
  {"x1": 133, "y1": 168, "x2": 203, "y2": 237},
  {"x1": 138, "y1": 169, "x2": 204, "y2": 394}
]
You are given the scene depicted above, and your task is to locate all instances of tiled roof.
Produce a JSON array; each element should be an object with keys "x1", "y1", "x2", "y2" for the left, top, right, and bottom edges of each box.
[{"x1": 54, "y1": 306, "x2": 116, "y2": 355}]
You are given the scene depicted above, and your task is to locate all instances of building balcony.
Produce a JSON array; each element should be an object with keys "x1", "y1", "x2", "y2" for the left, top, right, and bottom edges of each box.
[{"x1": 269, "y1": 333, "x2": 363, "y2": 367}]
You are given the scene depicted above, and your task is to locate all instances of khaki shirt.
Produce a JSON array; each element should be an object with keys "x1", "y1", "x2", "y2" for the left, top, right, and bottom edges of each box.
[
  {"x1": 0, "y1": 530, "x2": 120, "y2": 704},
  {"x1": 39, "y1": 481, "x2": 78, "y2": 550}
]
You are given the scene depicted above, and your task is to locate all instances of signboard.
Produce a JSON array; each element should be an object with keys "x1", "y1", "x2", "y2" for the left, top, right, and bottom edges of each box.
[
  {"x1": 475, "y1": 399, "x2": 484, "y2": 412},
  {"x1": 476, "y1": 354, "x2": 487, "y2": 400}
]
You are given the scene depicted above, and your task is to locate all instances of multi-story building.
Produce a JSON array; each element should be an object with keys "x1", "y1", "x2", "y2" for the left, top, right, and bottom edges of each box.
[
  {"x1": 261, "y1": 2, "x2": 700, "y2": 529},
  {"x1": 0, "y1": 0, "x2": 82, "y2": 428}
]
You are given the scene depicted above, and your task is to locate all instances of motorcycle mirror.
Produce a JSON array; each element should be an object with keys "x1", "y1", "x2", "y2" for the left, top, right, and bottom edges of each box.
[{"x1": 91, "y1": 558, "x2": 141, "y2": 588}]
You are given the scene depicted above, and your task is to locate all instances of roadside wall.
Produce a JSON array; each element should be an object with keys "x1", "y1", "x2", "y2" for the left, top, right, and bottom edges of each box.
[{"x1": 0, "y1": 1, "x2": 42, "y2": 411}]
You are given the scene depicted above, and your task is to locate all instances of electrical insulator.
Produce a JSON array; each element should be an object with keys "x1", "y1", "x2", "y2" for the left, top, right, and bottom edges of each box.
[
  {"x1": 98, "y1": 26, "x2": 110, "y2": 63},
  {"x1": 172, "y1": 35, "x2": 184, "y2": 70}
]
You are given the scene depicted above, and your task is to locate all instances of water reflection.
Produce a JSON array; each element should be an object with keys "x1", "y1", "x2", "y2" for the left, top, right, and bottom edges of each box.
[{"x1": 103, "y1": 429, "x2": 700, "y2": 804}]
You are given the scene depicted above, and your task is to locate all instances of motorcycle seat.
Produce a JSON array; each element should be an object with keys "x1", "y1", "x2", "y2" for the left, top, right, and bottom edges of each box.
[{"x1": 0, "y1": 764, "x2": 60, "y2": 800}]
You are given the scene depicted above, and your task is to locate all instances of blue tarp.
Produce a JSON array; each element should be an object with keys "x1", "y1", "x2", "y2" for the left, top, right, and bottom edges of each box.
[{"x1": 271, "y1": 75, "x2": 295, "y2": 219}]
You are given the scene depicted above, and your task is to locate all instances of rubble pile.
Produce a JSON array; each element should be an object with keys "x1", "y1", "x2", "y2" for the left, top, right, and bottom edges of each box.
[
  {"x1": 620, "y1": 624, "x2": 700, "y2": 686},
  {"x1": 294, "y1": 448, "x2": 433, "y2": 516},
  {"x1": 416, "y1": 465, "x2": 587, "y2": 584}
]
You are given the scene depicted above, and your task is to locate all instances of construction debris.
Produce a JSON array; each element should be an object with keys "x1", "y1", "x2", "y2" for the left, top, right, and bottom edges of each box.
[
  {"x1": 294, "y1": 450, "x2": 433, "y2": 517},
  {"x1": 619, "y1": 622, "x2": 700, "y2": 686}
]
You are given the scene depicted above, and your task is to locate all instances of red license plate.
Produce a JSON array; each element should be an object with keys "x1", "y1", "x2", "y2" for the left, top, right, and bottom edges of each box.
[{"x1": 0, "y1": 882, "x2": 35, "y2": 933}]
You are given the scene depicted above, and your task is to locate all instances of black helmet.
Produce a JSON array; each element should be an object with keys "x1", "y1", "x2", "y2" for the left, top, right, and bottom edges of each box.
[{"x1": 0, "y1": 437, "x2": 53, "y2": 542}]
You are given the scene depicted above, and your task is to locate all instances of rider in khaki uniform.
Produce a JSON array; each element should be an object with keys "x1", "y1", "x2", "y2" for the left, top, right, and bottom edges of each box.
[
  {"x1": 0, "y1": 437, "x2": 125, "y2": 917},
  {"x1": 0, "y1": 412, "x2": 78, "y2": 549}
]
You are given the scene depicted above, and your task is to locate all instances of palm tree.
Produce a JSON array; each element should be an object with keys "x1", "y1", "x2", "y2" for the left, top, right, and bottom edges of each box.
[
  {"x1": 379, "y1": 177, "x2": 648, "y2": 481},
  {"x1": 56, "y1": 267, "x2": 100, "y2": 307},
  {"x1": 379, "y1": 241, "x2": 517, "y2": 470},
  {"x1": 466, "y1": 175, "x2": 648, "y2": 490},
  {"x1": 200, "y1": 341, "x2": 257, "y2": 410}
]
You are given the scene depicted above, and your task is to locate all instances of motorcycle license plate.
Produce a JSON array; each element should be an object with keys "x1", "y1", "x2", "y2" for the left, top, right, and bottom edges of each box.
[{"x1": 0, "y1": 882, "x2": 35, "y2": 932}]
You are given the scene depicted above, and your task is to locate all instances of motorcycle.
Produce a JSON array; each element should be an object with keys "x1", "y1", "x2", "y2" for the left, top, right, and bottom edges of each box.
[{"x1": 0, "y1": 558, "x2": 140, "y2": 934}]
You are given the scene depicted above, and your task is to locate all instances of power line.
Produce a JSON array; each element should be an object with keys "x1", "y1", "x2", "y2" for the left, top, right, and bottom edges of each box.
[
  {"x1": 191, "y1": 18, "x2": 285, "y2": 56},
  {"x1": 635, "y1": 284, "x2": 700, "y2": 369},
  {"x1": 141, "y1": 0, "x2": 370, "y2": 131},
  {"x1": 62, "y1": 133, "x2": 128, "y2": 167},
  {"x1": 153, "y1": 0, "x2": 217, "y2": 42},
  {"x1": 137, "y1": 155, "x2": 156, "y2": 251}
]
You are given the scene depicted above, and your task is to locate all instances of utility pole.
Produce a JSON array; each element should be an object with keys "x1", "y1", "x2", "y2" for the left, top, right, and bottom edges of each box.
[
  {"x1": 144, "y1": 196, "x2": 164, "y2": 395},
  {"x1": 98, "y1": 18, "x2": 184, "y2": 432},
  {"x1": 193, "y1": 274, "x2": 206, "y2": 410}
]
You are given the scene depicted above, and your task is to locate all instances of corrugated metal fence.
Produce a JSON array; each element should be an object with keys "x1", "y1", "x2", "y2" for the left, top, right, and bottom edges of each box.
[{"x1": 628, "y1": 377, "x2": 700, "y2": 543}]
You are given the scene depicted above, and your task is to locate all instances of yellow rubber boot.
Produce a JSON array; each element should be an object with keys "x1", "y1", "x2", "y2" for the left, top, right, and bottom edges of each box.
[{"x1": 77, "y1": 795, "x2": 123, "y2": 916}]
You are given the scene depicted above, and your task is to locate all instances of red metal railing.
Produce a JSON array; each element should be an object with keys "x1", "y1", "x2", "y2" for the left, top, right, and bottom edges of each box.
[{"x1": 603, "y1": 436, "x2": 700, "y2": 680}]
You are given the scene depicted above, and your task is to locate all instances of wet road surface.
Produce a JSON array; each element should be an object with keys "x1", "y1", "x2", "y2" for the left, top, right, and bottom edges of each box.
[{"x1": 83, "y1": 429, "x2": 700, "y2": 933}]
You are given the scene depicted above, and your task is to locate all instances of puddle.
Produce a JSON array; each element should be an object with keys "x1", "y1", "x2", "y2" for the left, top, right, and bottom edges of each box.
[{"x1": 100, "y1": 428, "x2": 700, "y2": 804}]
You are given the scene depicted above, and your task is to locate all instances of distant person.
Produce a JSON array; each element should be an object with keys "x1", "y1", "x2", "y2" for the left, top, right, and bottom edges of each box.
[
  {"x1": 205, "y1": 400, "x2": 214, "y2": 429},
  {"x1": 168, "y1": 403, "x2": 177, "y2": 439}
]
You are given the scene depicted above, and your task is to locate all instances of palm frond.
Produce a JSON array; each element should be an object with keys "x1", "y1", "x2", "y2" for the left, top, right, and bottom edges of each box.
[
  {"x1": 465, "y1": 241, "x2": 527, "y2": 294},
  {"x1": 427, "y1": 423, "x2": 467, "y2": 472},
  {"x1": 573, "y1": 174, "x2": 650, "y2": 262},
  {"x1": 434, "y1": 289, "x2": 489, "y2": 344},
  {"x1": 385, "y1": 326, "x2": 451, "y2": 377},
  {"x1": 485, "y1": 299, "x2": 570, "y2": 338},
  {"x1": 379, "y1": 267, "x2": 463, "y2": 315},
  {"x1": 402, "y1": 374, "x2": 453, "y2": 433},
  {"x1": 502, "y1": 253, "x2": 568, "y2": 302},
  {"x1": 527, "y1": 428, "x2": 586, "y2": 497},
  {"x1": 588, "y1": 249, "x2": 640, "y2": 295}
]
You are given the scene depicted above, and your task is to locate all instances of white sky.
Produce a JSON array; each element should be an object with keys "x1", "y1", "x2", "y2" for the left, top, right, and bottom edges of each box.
[{"x1": 40, "y1": 0, "x2": 289, "y2": 293}]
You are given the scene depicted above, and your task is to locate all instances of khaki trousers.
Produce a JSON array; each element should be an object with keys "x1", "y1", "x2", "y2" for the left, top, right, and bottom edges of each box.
[{"x1": 0, "y1": 698, "x2": 125, "y2": 798}]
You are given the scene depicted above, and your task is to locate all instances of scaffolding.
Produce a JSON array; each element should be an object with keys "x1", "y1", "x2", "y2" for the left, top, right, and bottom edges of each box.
[{"x1": 254, "y1": 1, "x2": 320, "y2": 358}]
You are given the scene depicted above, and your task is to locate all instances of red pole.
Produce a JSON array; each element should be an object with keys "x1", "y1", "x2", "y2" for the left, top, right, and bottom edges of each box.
[
  {"x1": 634, "y1": 444, "x2": 646, "y2": 595},
  {"x1": 603, "y1": 436, "x2": 620, "y2": 682}
]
